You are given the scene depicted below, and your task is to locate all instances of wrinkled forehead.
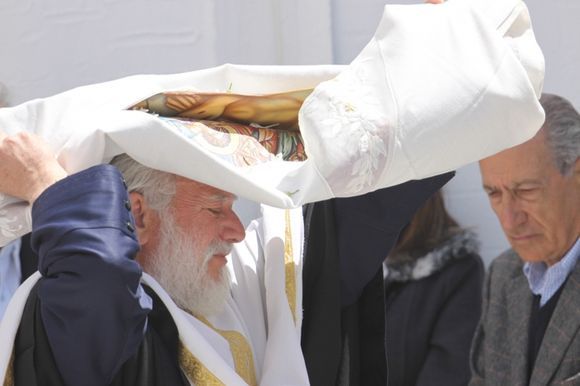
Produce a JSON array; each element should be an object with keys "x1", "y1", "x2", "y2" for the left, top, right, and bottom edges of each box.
[
  {"x1": 480, "y1": 131, "x2": 550, "y2": 171},
  {"x1": 478, "y1": 139, "x2": 565, "y2": 192},
  {"x1": 175, "y1": 175, "x2": 237, "y2": 203}
]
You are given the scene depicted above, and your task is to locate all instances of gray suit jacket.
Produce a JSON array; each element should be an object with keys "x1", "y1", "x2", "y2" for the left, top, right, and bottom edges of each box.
[{"x1": 469, "y1": 249, "x2": 580, "y2": 386}]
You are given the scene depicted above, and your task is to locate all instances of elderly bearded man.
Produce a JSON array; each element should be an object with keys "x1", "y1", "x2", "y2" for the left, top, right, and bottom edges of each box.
[{"x1": 0, "y1": 131, "x2": 452, "y2": 386}]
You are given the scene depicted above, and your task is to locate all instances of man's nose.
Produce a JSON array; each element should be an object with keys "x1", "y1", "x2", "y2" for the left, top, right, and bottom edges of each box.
[
  {"x1": 499, "y1": 196, "x2": 526, "y2": 231},
  {"x1": 221, "y1": 210, "x2": 246, "y2": 243}
]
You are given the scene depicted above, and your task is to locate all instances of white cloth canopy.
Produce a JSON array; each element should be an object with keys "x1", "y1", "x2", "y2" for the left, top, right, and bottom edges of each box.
[{"x1": 0, "y1": 0, "x2": 544, "y2": 247}]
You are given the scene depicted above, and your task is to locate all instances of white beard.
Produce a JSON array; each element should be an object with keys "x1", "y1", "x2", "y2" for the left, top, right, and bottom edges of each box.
[{"x1": 145, "y1": 211, "x2": 232, "y2": 317}]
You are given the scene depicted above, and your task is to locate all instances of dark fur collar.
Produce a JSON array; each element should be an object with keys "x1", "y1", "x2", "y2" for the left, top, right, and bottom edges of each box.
[{"x1": 384, "y1": 229, "x2": 479, "y2": 282}]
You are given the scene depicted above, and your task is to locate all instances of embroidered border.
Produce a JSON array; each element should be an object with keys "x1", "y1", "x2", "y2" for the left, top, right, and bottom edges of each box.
[
  {"x1": 179, "y1": 341, "x2": 225, "y2": 385},
  {"x1": 2, "y1": 352, "x2": 14, "y2": 386},
  {"x1": 284, "y1": 209, "x2": 297, "y2": 323},
  {"x1": 196, "y1": 317, "x2": 257, "y2": 386}
]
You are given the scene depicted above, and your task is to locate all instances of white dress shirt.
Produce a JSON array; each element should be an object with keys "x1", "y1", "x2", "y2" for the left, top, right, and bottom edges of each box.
[{"x1": 524, "y1": 237, "x2": 580, "y2": 306}]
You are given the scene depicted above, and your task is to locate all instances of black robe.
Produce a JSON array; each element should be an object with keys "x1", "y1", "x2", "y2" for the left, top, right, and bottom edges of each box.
[
  {"x1": 301, "y1": 173, "x2": 453, "y2": 386},
  {"x1": 13, "y1": 285, "x2": 189, "y2": 386},
  {"x1": 18, "y1": 233, "x2": 38, "y2": 284}
]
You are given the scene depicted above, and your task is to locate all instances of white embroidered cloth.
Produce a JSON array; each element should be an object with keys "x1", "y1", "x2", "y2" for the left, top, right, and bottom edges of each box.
[{"x1": 0, "y1": 0, "x2": 545, "y2": 247}]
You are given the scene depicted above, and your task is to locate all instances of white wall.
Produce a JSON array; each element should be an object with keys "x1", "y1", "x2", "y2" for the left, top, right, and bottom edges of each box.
[
  {"x1": 331, "y1": 0, "x2": 580, "y2": 265},
  {"x1": 0, "y1": 0, "x2": 333, "y2": 105},
  {"x1": 1, "y1": 0, "x2": 578, "y2": 265}
]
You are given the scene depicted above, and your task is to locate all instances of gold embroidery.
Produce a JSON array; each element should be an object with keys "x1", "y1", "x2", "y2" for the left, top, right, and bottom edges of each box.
[
  {"x1": 197, "y1": 317, "x2": 258, "y2": 386},
  {"x1": 2, "y1": 351, "x2": 14, "y2": 386},
  {"x1": 284, "y1": 209, "x2": 297, "y2": 323},
  {"x1": 178, "y1": 341, "x2": 225, "y2": 385}
]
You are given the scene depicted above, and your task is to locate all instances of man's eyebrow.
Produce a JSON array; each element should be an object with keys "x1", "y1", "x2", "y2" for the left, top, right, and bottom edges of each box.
[
  {"x1": 482, "y1": 184, "x2": 496, "y2": 192},
  {"x1": 482, "y1": 179, "x2": 543, "y2": 192},
  {"x1": 513, "y1": 179, "x2": 543, "y2": 188}
]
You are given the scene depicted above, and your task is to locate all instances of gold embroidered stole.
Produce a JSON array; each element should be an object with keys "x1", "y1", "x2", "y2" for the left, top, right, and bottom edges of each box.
[
  {"x1": 178, "y1": 341, "x2": 225, "y2": 385},
  {"x1": 284, "y1": 209, "x2": 297, "y2": 323},
  {"x1": 2, "y1": 352, "x2": 13, "y2": 386},
  {"x1": 179, "y1": 314, "x2": 257, "y2": 386},
  {"x1": 177, "y1": 208, "x2": 298, "y2": 385}
]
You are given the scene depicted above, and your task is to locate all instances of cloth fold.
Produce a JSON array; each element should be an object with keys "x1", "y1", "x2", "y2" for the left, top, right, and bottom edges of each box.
[{"x1": 0, "y1": 0, "x2": 544, "y2": 247}]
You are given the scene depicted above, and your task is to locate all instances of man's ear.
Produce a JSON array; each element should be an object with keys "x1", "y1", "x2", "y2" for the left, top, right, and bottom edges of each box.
[{"x1": 129, "y1": 192, "x2": 160, "y2": 247}]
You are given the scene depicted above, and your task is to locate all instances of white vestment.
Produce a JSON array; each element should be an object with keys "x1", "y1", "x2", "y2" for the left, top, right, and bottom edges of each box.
[{"x1": 0, "y1": 206, "x2": 306, "y2": 386}]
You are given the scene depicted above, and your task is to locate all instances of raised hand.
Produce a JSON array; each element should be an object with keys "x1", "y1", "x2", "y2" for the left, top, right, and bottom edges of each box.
[{"x1": 0, "y1": 131, "x2": 67, "y2": 203}]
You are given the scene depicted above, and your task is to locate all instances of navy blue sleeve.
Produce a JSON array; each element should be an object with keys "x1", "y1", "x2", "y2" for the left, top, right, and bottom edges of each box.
[
  {"x1": 334, "y1": 172, "x2": 454, "y2": 306},
  {"x1": 31, "y1": 164, "x2": 152, "y2": 386}
]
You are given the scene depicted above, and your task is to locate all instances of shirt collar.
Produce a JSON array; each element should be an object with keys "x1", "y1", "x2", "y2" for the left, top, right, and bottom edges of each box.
[{"x1": 523, "y1": 237, "x2": 580, "y2": 307}]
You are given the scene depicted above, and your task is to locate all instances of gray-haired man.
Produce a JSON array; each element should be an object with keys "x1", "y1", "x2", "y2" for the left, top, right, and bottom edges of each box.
[{"x1": 472, "y1": 94, "x2": 580, "y2": 385}]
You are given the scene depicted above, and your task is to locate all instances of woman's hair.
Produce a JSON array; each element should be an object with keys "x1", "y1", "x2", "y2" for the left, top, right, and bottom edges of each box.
[{"x1": 390, "y1": 190, "x2": 459, "y2": 257}]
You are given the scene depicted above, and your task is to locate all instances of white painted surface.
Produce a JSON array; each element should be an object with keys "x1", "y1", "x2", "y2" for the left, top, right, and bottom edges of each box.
[
  {"x1": 0, "y1": 0, "x2": 333, "y2": 105},
  {"x1": 1, "y1": 0, "x2": 577, "y2": 265}
]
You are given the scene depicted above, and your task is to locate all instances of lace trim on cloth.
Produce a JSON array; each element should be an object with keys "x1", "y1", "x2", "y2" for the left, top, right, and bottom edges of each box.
[
  {"x1": 284, "y1": 209, "x2": 297, "y2": 323},
  {"x1": 384, "y1": 229, "x2": 480, "y2": 282}
]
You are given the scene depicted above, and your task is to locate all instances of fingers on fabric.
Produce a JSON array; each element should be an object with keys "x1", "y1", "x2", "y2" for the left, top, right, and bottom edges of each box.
[{"x1": 0, "y1": 132, "x2": 67, "y2": 203}]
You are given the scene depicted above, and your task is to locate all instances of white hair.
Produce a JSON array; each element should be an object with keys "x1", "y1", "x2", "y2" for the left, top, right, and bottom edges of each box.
[
  {"x1": 110, "y1": 154, "x2": 176, "y2": 210},
  {"x1": 145, "y1": 207, "x2": 232, "y2": 317},
  {"x1": 540, "y1": 93, "x2": 580, "y2": 176},
  {"x1": 111, "y1": 154, "x2": 230, "y2": 316}
]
